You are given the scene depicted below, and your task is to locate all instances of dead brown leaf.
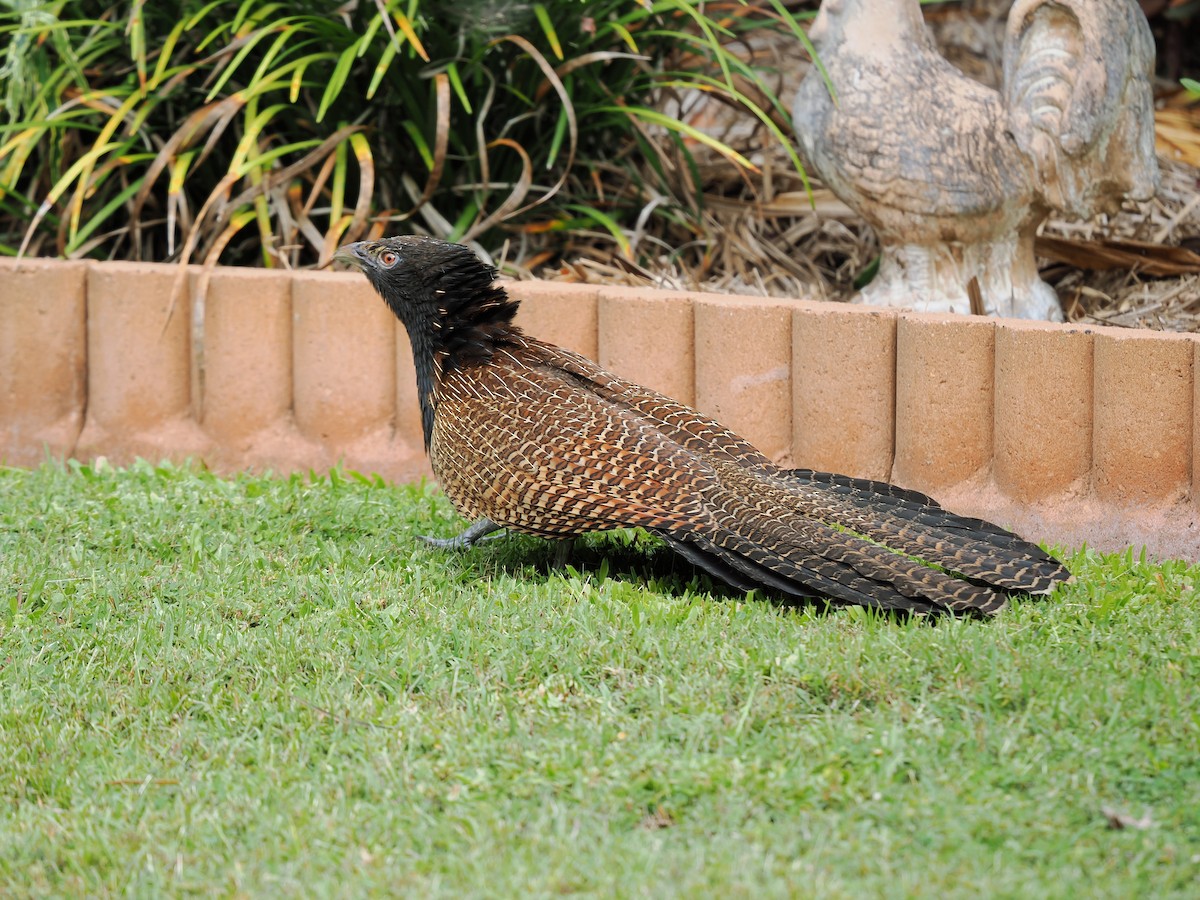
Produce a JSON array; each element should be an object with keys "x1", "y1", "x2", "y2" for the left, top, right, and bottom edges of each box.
[
  {"x1": 1036, "y1": 235, "x2": 1200, "y2": 277},
  {"x1": 1156, "y1": 107, "x2": 1200, "y2": 168},
  {"x1": 1102, "y1": 806, "x2": 1154, "y2": 830},
  {"x1": 637, "y1": 806, "x2": 676, "y2": 831}
]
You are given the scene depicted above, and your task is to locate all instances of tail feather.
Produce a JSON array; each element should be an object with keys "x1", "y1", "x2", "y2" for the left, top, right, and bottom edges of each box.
[
  {"x1": 781, "y1": 469, "x2": 1044, "y2": 549},
  {"x1": 645, "y1": 467, "x2": 1064, "y2": 616},
  {"x1": 773, "y1": 470, "x2": 1069, "y2": 594},
  {"x1": 662, "y1": 529, "x2": 949, "y2": 615},
  {"x1": 783, "y1": 469, "x2": 949, "y2": 509},
  {"x1": 663, "y1": 477, "x2": 1013, "y2": 616}
]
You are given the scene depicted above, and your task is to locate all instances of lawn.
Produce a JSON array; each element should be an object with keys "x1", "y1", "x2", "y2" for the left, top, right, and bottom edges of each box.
[{"x1": 1, "y1": 461, "x2": 1197, "y2": 896}]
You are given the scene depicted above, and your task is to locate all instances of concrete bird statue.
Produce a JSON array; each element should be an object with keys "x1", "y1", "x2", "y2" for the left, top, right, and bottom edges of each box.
[{"x1": 792, "y1": 0, "x2": 1159, "y2": 320}]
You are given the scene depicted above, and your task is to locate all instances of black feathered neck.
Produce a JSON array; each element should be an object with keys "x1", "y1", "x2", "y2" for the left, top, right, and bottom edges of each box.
[
  {"x1": 421, "y1": 243, "x2": 521, "y2": 371},
  {"x1": 340, "y1": 236, "x2": 521, "y2": 450}
]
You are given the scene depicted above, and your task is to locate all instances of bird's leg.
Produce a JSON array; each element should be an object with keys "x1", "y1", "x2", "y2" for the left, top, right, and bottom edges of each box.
[{"x1": 419, "y1": 518, "x2": 503, "y2": 550}]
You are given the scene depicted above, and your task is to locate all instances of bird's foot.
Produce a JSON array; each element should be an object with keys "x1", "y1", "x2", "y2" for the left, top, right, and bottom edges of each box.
[{"x1": 419, "y1": 518, "x2": 503, "y2": 550}]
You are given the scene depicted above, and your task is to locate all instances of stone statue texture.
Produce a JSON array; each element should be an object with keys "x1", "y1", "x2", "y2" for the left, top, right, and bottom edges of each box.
[{"x1": 792, "y1": 0, "x2": 1160, "y2": 320}]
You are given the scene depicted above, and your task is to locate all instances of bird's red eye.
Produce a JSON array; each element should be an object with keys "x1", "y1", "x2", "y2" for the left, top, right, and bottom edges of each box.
[{"x1": 379, "y1": 250, "x2": 398, "y2": 267}]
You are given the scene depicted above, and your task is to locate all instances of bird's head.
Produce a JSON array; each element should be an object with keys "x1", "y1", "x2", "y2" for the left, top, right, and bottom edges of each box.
[
  {"x1": 805, "y1": 0, "x2": 927, "y2": 51},
  {"x1": 335, "y1": 234, "x2": 520, "y2": 368},
  {"x1": 334, "y1": 235, "x2": 493, "y2": 326},
  {"x1": 335, "y1": 234, "x2": 521, "y2": 449}
]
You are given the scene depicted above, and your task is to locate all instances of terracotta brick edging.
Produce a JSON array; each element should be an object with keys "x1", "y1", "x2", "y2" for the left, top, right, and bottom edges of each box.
[{"x1": 2, "y1": 257, "x2": 1197, "y2": 561}]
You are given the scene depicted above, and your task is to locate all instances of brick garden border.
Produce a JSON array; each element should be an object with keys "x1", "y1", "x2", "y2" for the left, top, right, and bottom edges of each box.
[{"x1": 2, "y1": 256, "x2": 1197, "y2": 561}]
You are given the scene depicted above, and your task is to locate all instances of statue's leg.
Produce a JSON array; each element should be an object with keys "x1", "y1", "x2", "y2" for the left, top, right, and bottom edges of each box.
[
  {"x1": 419, "y1": 518, "x2": 503, "y2": 550},
  {"x1": 857, "y1": 243, "x2": 973, "y2": 315}
]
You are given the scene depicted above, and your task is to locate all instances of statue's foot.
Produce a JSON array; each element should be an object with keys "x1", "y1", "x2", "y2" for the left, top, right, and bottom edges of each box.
[{"x1": 856, "y1": 274, "x2": 1066, "y2": 322}]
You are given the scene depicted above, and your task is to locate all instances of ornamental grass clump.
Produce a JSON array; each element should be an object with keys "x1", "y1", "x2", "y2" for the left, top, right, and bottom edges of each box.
[{"x1": 0, "y1": 0, "x2": 809, "y2": 269}]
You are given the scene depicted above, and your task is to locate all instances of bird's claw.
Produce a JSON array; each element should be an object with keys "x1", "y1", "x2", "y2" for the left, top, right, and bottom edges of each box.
[
  {"x1": 418, "y1": 518, "x2": 502, "y2": 550},
  {"x1": 418, "y1": 532, "x2": 504, "y2": 550}
]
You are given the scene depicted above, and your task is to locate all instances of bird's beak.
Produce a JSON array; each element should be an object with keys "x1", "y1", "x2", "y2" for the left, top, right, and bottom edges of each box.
[{"x1": 333, "y1": 241, "x2": 369, "y2": 270}]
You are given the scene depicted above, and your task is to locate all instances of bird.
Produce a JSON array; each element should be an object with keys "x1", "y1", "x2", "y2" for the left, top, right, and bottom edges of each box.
[
  {"x1": 791, "y1": 0, "x2": 1158, "y2": 320},
  {"x1": 335, "y1": 235, "x2": 1072, "y2": 617}
]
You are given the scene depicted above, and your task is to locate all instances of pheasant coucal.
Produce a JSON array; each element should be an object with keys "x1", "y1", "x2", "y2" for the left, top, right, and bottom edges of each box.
[{"x1": 335, "y1": 235, "x2": 1071, "y2": 616}]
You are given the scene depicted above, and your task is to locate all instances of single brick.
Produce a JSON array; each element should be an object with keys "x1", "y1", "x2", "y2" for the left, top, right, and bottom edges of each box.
[
  {"x1": 792, "y1": 303, "x2": 896, "y2": 479},
  {"x1": 0, "y1": 257, "x2": 88, "y2": 464},
  {"x1": 694, "y1": 294, "x2": 793, "y2": 464},
  {"x1": 893, "y1": 313, "x2": 996, "y2": 495},
  {"x1": 598, "y1": 286, "x2": 694, "y2": 405},
  {"x1": 200, "y1": 267, "x2": 292, "y2": 443},
  {"x1": 994, "y1": 320, "x2": 1093, "y2": 502},
  {"x1": 509, "y1": 280, "x2": 600, "y2": 360},
  {"x1": 77, "y1": 261, "x2": 209, "y2": 462},
  {"x1": 86, "y1": 261, "x2": 192, "y2": 428},
  {"x1": 1093, "y1": 329, "x2": 1193, "y2": 504},
  {"x1": 292, "y1": 270, "x2": 396, "y2": 447}
]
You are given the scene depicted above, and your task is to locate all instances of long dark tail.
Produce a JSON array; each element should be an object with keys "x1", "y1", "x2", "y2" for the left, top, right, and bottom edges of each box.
[
  {"x1": 661, "y1": 529, "x2": 998, "y2": 615},
  {"x1": 654, "y1": 469, "x2": 1070, "y2": 617},
  {"x1": 777, "y1": 469, "x2": 1070, "y2": 595}
]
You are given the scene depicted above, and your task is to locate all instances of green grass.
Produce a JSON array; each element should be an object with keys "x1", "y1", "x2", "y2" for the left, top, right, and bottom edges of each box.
[{"x1": 1, "y1": 460, "x2": 1197, "y2": 896}]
